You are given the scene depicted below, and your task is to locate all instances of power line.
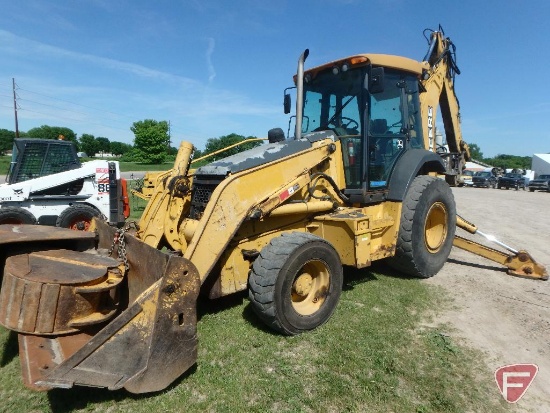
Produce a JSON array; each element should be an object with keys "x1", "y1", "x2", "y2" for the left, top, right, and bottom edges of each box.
[
  {"x1": 17, "y1": 85, "x2": 207, "y2": 138},
  {"x1": 19, "y1": 107, "x2": 131, "y2": 134},
  {"x1": 7, "y1": 82, "x2": 213, "y2": 144},
  {"x1": 18, "y1": 87, "x2": 136, "y2": 120},
  {"x1": 18, "y1": 97, "x2": 129, "y2": 128}
]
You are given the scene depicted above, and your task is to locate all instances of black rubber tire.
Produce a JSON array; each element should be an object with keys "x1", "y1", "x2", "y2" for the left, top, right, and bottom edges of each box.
[
  {"x1": 529, "y1": 188, "x2": 535, "y2": 192},
  {"x1": 248, "y1": 232, "x2": 343, "y2": 335},
  {"x1": 56, "y1": 204, "x2": 100, "y2": 230},
  {"x1": 387, "y1": 175, "x2": 456, "y2": 278},
  {"x1": 0, "y1": 207, "x2": 36, "y2": 225}
]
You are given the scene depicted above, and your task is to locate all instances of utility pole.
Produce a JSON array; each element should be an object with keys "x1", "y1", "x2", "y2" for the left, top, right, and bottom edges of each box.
[
  {"x1": 12, "y1": 78, "x2": 20, "y2": 139},
  {"x1": 168, "y1": 120, "x2": 172, "y2": 149}
]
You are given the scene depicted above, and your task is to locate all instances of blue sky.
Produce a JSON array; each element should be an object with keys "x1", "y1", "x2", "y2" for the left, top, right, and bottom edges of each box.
[{"x1": 0, "y1": 0, "x2": 548, "y2": 157}]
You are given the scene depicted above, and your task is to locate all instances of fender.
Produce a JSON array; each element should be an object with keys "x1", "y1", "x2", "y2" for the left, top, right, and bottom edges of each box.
[{"x1": 386, "y1": 149, "x2": 446, "y2": 201}]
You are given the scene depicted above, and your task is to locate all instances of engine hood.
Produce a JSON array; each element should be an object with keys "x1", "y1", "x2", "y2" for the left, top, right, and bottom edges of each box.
[{"x1": 194, "y1": 131, "x2": 334, "y2": 177}]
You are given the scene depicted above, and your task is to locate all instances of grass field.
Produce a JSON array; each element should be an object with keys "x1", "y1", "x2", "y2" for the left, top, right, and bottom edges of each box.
[
  {"x1": 0, "y1": 155, "x2": 171, "y2": 176},
  {"x1": 0, "y1": 265, "x2": 508, "y2": 413}
]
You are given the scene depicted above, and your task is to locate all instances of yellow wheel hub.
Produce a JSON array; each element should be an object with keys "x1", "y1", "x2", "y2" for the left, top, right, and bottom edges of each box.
[
  {"x1": 291, "y1": 260, "x2": 330, "y2": 316},
  {"x1": 424, "y1": 202, "x2": 448, "y2": 253}
]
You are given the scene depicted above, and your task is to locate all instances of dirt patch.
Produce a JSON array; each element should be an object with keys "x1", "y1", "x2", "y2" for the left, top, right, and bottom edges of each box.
[{"x1": 426, "y1": 187, "x2": 550, "y2": 412}]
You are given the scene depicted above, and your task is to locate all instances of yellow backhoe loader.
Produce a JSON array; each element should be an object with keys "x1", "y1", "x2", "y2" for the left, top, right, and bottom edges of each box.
[{"x1": 0, "y1": 27, "x2": 546, "y2": 394}]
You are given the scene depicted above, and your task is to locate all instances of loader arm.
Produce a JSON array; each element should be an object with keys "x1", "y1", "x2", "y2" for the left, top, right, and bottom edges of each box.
[{"x1": 177, "y1": 139, "x2": 334, "y2": 283}]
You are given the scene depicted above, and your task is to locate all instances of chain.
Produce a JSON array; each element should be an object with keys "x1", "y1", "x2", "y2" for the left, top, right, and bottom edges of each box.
[{"x1": 108, "y1": 221, "x2": 138, "y2": 273}]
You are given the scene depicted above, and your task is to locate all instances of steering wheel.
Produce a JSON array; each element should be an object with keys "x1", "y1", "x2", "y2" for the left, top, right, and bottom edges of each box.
[{"x1": 330, "y1": 117, "x2": 359, "y2": 130}]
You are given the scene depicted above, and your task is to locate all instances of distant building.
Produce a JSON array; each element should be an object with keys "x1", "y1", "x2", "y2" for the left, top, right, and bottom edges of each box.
[
  {"x1": 464, "y1": 160, "x2": 488, "y2": 171},
  {"x1": 531, "y1": 154, "x2": 550, "y2": 176}
]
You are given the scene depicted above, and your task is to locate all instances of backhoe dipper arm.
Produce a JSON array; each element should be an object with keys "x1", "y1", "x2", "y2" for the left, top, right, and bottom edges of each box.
[
  {"x1": 453, "y1": 215, "x2": 548, "y2": 280},
  {"x1": 420, "y1": 28, "x2": 470, "y2": 171}
]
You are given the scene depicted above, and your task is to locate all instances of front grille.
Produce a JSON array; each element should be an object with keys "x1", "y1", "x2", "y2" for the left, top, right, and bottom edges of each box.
[{"x1": 189, "y1": 176, "x2": 225, "y2": 220}]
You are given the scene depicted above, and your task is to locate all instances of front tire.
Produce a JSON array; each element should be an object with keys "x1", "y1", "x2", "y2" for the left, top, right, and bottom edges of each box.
[
  {"x1": 56, "y1": 204, "x2": 100, "y2": 230},
  {"x1": 388, "y1": 176, "x2": 456, "y2": 278},
  {"x1": 249, "y1": 232, "x2": 343, "y2": 335},
  {"x1": 0, "y1": 207, "x2": 36, "y2": 225}
]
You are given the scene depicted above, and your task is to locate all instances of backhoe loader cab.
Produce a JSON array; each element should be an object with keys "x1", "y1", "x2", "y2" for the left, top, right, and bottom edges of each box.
[
  {"x1": 0, "y1": 28, "x2": 545, "y2": 395},
  {"x1": 289, "y1": 54, "x2": 430, "y2": 200}
]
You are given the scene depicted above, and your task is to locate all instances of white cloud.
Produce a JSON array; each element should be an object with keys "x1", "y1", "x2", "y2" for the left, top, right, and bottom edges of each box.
[
  {"x1": 206, "y1": 37, "x2": 216, "y2": 84},
  {"x1": 0, "y1": 30, "x2": 199, "y2": 88}
]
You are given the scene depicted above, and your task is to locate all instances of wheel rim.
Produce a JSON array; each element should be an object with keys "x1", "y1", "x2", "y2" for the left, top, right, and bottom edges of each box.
[
  {"x1": 424, "y1": 202, "x2": 448, "y2": 253},
  {"x1": 68, "y1": 215, "x2": 92, "y2": 231},
  {"x1": 291, "y1": 260, "x2": 330, "y2": 316}
]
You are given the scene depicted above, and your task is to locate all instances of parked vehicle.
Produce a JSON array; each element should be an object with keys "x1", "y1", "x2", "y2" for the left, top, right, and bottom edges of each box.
[
  {"x1": 528, "y1": 174, "x2": 550, "y2": 192},
  {"x1": 0, "y1": 138, "x2": 129, "y2": 227},
  {"x1": 472, "y1": 171, "x2": 497, "y2": 188},
  {"x1": 459, "y1": 170, "x2": 475, "y2": 187},
  {"x1": 497, "y1": 173, "x2": 526, "y2": 190}
]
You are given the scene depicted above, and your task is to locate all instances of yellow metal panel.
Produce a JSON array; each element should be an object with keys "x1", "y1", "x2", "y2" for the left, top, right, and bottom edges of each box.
[
  {"x1": 184, "y1": 140, "x2": 335, "y2": 284},
  {"x1": 305, "y1": 54, "x2": 428, "y2": 77}
]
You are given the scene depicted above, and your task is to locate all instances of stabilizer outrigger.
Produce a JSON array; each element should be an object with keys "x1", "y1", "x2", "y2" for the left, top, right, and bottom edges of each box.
[{"x1": 453, "y1": 215, "x2": 548, "y2": 280}]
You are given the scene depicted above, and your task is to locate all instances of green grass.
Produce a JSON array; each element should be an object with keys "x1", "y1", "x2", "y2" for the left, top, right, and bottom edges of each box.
[
  {"x1": 0, "y1": 155, "x2": 11, "y2": 175},
  {"x1": 0, "y1": 155, "x2": 171, "y2": 176},
  {"x1": 0, "y1": 267, "x2": 508, "y2": 413}
]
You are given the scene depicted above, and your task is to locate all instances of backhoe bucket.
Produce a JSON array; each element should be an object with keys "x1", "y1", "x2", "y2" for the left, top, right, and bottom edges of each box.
[{"x1": 0, "y1": 220, "x2": 201, "y2": 393}]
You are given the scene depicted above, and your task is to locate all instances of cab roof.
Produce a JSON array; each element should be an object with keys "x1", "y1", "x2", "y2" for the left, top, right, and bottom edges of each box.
[{"x1": 305, "y1": 54, "x2": 428, "y2": 76}]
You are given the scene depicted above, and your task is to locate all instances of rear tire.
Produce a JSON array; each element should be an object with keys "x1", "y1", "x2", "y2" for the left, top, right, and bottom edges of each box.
[
  {"x1": 56, "y1": 204, "x2": 100, "y2": 230},
  {"x1": 249, "y1": 232, "x2": 343, "y2": 335},
  {"x1": 388, "y1": 176, "x2": 456, "y2": 278},
  {"x1": 0, "y1": 207, "x2": 36, "y2": 225}
]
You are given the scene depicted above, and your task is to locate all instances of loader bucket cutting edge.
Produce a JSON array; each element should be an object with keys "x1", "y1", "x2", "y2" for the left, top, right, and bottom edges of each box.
[{"x1": 0, "y1": 221, "x2": 201, "y2": 394}]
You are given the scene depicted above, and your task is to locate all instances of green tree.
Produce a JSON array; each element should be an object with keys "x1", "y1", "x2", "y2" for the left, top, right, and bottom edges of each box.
[
  {"x1": 110, "y1": 141, "x2": 133, "y2": 156},
  {"x1": 96, "y1": 137, "x2": 110, "y2": 156},
  {"x1": 26, "y1": 125, "x2": 77, "y2": 142},
  {"x1": 485, "y1": 154, "x2": 531, "y2": 170},
  {"x1": 467, "y1": 143, "x2": 484, "y2": 161},
  {"x1": 0, "y1": 129, "x2": 16, "y2": 155},
  {"x1": 79, "y1": 134, "x2": 99, "y2": 157},
  {"x1": 202, "y1": 133, "x2": 262, "y2": 162},
  {"x1": 131, "y1": 119, "x2": 169, "y2": 164}
]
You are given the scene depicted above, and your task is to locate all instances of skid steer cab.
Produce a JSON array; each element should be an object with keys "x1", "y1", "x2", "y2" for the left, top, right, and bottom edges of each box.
[
  {"x1": 0, "y1": 30, "x2": 547, "y2": 395},
  {"x1": 0, "y1": 138, "x2": 129, "y2": 229}
]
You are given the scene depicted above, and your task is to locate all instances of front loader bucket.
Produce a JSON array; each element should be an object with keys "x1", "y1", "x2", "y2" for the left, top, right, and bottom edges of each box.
[{"x1": 0, "y1": 220, "x2": 201, "y2": 394}]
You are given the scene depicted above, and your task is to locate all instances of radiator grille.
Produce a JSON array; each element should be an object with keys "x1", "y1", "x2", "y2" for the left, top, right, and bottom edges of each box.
[{"x1": 189, "y1": 176, "x2": 224, "y2": 220}]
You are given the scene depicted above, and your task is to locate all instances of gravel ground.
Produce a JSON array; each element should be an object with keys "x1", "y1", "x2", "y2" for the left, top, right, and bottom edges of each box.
[{"x1": 427, "y1": 186, "x2": 550, "y2": 412}]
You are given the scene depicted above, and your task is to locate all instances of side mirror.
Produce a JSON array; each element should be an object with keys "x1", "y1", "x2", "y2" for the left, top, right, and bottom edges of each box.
[
  {"x1": 368, "y1": 67, "x2": 385, "y2": 94},
  {"x1": 284, "y1": 93, "x2": 291, "y2": 114}
]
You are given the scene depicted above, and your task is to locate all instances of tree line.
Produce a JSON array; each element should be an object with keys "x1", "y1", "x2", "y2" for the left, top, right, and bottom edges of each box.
[
  {"x1": 2, "y1": 124, "x2": 533, "y2": 170},
  {"x1": 467, "y1": 143, "x2": 534, "y2": 170},
  {"x1": 0, "y1": 120, "x2": 261, "y2": 164}
]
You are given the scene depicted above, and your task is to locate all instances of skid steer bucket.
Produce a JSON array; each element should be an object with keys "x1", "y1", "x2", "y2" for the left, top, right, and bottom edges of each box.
[{"x1": 0, "y1": 220, "x2": 201, "y2": 393}]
